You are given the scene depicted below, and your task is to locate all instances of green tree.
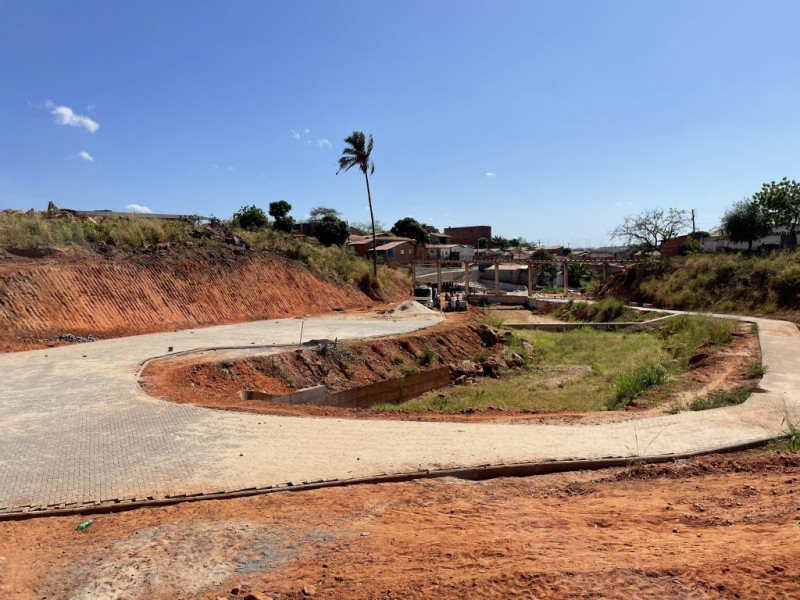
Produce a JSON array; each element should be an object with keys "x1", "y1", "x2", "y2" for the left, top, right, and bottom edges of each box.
[
  {"x1": 232, "y1": 205, "x2": 268, "y2": 231},
  {"x1": 491, "y1": 235, "x2": 510, "y2": 249},
  {"x1": 314, "y1": 214, "x2": 350, "y2": 246},
  {"x1": 477, "y1": 237, "x2": 488, "y2": 250},
  {"x1": 721, "y1": 199, "x2": 772, "y2": 251},
  {"x1": 567, "y1": 262, "x2": 590, "y2": 287},
  {"x1": 337, "y1": 131, "x2": 377, "y2": 276},
  {"x1": 391, "y1": 217, "x2": 429, "y2": 243},
  {"x1": 268, "y1": 200, "x2": 295, "y2": 233},
  {"x1": 753, "y1": 177, "x2": 800, "y2": 247}
]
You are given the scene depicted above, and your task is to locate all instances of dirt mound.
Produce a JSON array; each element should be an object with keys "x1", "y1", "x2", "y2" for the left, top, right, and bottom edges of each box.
[
  {"x1": 0, "y1": 245, "x2": 402, "y2": 352},
  {"x1": 382, "y1": 300, "x2": 436, "y2": 316},
  {"x1": 140, "y1": 318, "x2": 495, "y2": 415}
]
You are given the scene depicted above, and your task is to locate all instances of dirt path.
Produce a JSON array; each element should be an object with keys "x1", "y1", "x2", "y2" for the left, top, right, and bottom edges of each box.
[{"x1": 3, "y1": 450, "x2": 798, "y2": 599}]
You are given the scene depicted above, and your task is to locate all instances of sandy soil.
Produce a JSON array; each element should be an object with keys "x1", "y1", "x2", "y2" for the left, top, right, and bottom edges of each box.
[
  {"x1": 141, "y1": 317, "x2": 761, "y2": 425},
  {"x1": 2, "y1": 450, "x2": 798, "y2": 600}
]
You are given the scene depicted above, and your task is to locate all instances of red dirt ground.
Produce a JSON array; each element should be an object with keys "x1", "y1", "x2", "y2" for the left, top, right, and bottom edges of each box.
[
  {"x1": 0, "y1": 245, "x2": 409, "y2": 352},
  {"x1": 2, "y1": 450, "x2": 799, "y2": 600}
]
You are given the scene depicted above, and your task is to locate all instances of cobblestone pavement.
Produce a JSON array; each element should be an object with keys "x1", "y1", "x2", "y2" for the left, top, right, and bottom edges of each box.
[{"x1": 0, "y1": 312, "x2": 797, "y2": 516}]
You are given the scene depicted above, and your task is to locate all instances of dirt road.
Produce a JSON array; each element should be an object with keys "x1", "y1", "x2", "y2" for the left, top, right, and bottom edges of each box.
[{"x1": 3, "y1": 450, "x2": 798, "y2": 599}]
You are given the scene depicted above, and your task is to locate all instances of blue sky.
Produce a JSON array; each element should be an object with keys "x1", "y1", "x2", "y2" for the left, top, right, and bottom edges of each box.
[{"x1": 2, "y1": 1, "x2": 799, "y2": 246}]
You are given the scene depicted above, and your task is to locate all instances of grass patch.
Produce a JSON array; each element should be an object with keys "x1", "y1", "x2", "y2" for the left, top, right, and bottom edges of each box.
[
  {"x1": 379, "y1": 315, "x2": 737, "y2": 414},
  {"x1": 745, "y1": 361, "x2": 768, "y2": 378},
  {"x1": 551, "y1": 298, "x2": 668, "y2": 323},
  {"x1": 417, "y1": 347, "x2": 437, "y2": 367},
  {"x1": 478, "y1": 307, "x2": 506, "y2": 328},
  {"x1": 687, "y1": 388, "x2": 750, "y2": 411},
  {"x1": 606, "y1": 363, "x2": 667, "y2": 410}
]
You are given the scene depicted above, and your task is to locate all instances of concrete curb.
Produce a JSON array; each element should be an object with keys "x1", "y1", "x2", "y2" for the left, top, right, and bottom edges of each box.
[{"x1": 0, "y1": 435, "x2": 777, "y2": 522}]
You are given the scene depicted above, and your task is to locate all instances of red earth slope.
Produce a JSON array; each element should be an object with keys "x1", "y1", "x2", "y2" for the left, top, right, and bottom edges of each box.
[{"x1": 0, "y1": 245, "x2": 399, "y2": 351}]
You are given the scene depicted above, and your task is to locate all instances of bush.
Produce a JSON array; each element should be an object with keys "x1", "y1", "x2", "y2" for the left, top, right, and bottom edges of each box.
[
  {"x1": 606, "y1": 363, "x2": 667, "y2": 409},
  {"x1": 232, "y1": 205, "x2": 269, "y2": 231},
  {"x1": 687, "y1": 388, "x2": 750, "y2": 411},
  {"x1": 418, "y1": 348, "x2": 437, "y2": 366},
  {"x1": 745, "y1": 361, "x2": 768, "y2": 378}
]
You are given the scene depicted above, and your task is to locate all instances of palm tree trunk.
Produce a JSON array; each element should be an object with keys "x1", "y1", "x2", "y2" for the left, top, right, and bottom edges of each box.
[{"x1": 364, "y1": 171, "x2": 377, "y2": 277}]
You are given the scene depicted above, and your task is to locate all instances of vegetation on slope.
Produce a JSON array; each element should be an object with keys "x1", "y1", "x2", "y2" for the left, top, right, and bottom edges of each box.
[
  {"x1": 603, "y1": 251, "x2": 800, "y2": 316},
  {"x1": 0, "y1": 211, "x2": 405, "y2": 299}
]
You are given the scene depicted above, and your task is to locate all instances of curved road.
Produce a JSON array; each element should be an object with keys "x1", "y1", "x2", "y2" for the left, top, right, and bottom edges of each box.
[{"x1": 0, "y1": 311, "x2": 797, "y2": 515}]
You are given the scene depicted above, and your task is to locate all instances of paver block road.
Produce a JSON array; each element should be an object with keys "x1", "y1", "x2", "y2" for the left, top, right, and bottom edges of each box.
[{"x1": 0, "y1": 311, "x2": 798, "y2": 515}]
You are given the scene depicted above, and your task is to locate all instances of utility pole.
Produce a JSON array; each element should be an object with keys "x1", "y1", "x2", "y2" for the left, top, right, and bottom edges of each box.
[{"x1": 691, "y1": 209, "x2": 696, "y2": 234}]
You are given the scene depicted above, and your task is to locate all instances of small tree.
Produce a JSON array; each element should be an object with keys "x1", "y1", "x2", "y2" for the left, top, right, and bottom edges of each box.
[
  {"x1": 531, "y1": 249, "x2": 557, "y2": 286},
  {"x1": 269, "y1": 200, "x2": 295, "y2": 233},
  {"x1": 609, "y1": 208, "x2": 691, "y2": 251},
  {"x1": 391, "y1": 217, "x2": 429, "y2": 244},
  {"x1": 315, "y1": 214, "x2": 350, "y2": 246},
  {"x1": 232, "y1": 205, "x2": 268, "y2": 231},
  {"x1": 721, "y1": 199, "x2": 772, "y2": 251},
  {"x1": 752, "y1": 177, "x2": 800, "y2": 247},
  {"x1": 477, "y1": 237, "x2": 488, "y2": 250}
]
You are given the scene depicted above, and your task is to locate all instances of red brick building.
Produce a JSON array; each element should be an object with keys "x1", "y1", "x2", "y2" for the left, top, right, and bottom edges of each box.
[{"x1": 443, "y1": 226, "x2": 491, "y2": 248}]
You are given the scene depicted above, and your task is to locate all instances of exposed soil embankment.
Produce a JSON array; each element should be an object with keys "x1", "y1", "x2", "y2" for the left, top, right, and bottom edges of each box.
[
  {"x1": 141, "y1": 315, "x2": 501, "y2": 416},
  {"x1": 0, "y1": 245, "x2": 405, "y2": 352}
]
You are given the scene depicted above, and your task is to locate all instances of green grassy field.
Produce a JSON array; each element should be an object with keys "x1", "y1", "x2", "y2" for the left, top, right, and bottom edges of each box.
[{"x1": 374, "y1": 315, "x2": 738, "y2": 413}]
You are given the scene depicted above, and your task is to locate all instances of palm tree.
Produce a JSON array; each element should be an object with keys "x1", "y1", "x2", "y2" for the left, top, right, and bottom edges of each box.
[{"x1": 337, "y1": 131, "x2": 377, "y2": 276}]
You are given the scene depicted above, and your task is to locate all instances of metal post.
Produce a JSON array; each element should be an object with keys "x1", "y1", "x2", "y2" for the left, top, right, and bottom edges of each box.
[{"x1": 494, "y1": 260, "x2": 500, "y2": 294}]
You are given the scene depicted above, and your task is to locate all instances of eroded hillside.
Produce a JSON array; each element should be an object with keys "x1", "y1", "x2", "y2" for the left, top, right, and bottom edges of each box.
[{"x1": 0, "y1": 244, "x2": 407, "y2": 351}]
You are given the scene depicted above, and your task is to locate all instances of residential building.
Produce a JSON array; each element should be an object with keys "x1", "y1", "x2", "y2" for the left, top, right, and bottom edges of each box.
[{"x1": 443, "y1": 225, "x2": 492, "y2": 248}]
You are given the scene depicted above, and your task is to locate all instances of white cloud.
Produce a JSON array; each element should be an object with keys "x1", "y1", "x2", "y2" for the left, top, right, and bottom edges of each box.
[
  {"x1": 226, "y1": 165, "x2": 235, "y2": 172},
  {"x1": 485, "y1": 172, "x2": 496, "y2": 177},
  {"x1": 45, "y1": 100, "x2": 100, "y2": 133},
  {"x1": 317, "y1": 138, "x2": 332, "y2": 149},
  {"x1": 304, "y1": 128, "x2": 311, "y2": 135},
  {"x1": 78, "y1": 150, "x2": 94, "y2": 162},
  {"x1": 291, "y1": 130, "x2": 300, "y2": 139},
  {"x1": 125, "y1": 204, "x2": 153, "y2": 214}
]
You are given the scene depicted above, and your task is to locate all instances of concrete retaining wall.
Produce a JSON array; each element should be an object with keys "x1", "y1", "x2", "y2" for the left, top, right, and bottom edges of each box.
[
  {"x1": 239, "y1": 386, "x2": 326, "y2": 405},
  {"x1": 326, "y1": 366, "x2": 451, "y2": 408},
  {"x1": 504, "y1": 314, "x2": 679, "y2": 332},
  {"x1": 240, "y1": 367, "x2": 451, "y2": 409}
]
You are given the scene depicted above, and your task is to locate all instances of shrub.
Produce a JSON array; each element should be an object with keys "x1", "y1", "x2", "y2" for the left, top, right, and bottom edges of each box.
[
  {"x1": 687, "y1": 388, "x2": 750, "y2": 411},
  {"x1": 418, "y1": 348, "x2": 437, "y2": 366},
  {"x1": 232, "y1": 205, "x2": 269, "y2": 231},
  {"x1": 402, "y1": 366, "x2": 420, "y2": 376},
  {"x1": 745, "y1": 361, "x2": 768, "y2": 378},
  {"x1": 606, "y1": 363, "x2": 667, "y2": 410}
]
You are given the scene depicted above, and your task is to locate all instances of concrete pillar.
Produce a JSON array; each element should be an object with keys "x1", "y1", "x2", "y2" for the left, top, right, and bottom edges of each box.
[
  {"x1": 411, "y1": 261, "x2": 416, "y2": 288},
  {"x1": 563, "y1": 261, "x2": 569, "y2": 296},
  {"x1": 527, "y1": 263, "x2": 533, "y2": 297},
  {"x1": 494, "y1": 260, "x2": 500, "y2": 294},
  {"x1": 436, "y1": 262, "x2": 442, "y2": 304},
  {"x1": 603, "y1": 262, "x2": 609, "y2": 284},
  {"x1": 464, "y1": 262, "x2": 470, "y2": 297}
]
